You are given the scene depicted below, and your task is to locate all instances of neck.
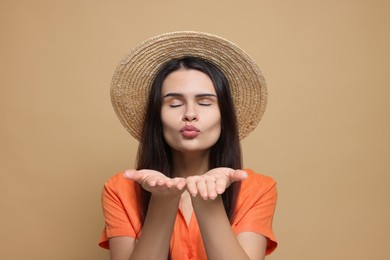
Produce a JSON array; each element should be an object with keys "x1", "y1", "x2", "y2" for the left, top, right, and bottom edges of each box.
[{"x1": 171, "y1": 150, "x2": 210, "y2": 177}]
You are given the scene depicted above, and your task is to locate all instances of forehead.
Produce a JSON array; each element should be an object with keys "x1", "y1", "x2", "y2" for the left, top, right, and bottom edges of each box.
[{"x1": 161, "y1": 69, "x2": 216, "y2": 95}]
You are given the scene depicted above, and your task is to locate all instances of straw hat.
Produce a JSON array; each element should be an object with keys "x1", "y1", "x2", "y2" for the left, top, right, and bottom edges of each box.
[{"x1": 111, "y1": 31, "x2": 267, "y2": 140}]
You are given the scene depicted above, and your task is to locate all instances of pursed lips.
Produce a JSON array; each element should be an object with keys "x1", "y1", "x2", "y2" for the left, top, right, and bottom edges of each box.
[
  {"x1": 181, "y1": 125, "x2": 200, "y2": 132},
  {"x1": 180, "y1": 125, "x2": 200, "y2": 138}
]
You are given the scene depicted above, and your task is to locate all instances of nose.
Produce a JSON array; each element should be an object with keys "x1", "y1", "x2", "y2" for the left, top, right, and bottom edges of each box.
[{"x1": 182, "y1": 104, "x2": 198, "y2": 122}]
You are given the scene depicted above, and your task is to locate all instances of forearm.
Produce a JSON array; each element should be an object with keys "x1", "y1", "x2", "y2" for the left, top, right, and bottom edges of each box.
[
  {"x1": 192, "y1": 196, "x2": 250, "y2": 260},
  {"x1": 129, "y1": 195, "x2": 180, "y2": 260}
]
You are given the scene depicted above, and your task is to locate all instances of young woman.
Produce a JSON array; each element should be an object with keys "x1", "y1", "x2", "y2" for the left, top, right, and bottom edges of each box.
[{"x1": 99, "y1": 32, "x2": 277, "y2": 260}]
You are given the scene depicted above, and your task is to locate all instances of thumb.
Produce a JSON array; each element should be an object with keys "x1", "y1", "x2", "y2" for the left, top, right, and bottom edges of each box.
[
  {"x1": 123, "y1": 170, "x2": 142, "y2": 183},
  {"x1": 228, "y1": 170, "x2": 248, "y2": 182}
]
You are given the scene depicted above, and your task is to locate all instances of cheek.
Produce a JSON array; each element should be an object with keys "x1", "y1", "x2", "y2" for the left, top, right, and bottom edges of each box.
[
  {"x1": 204, "y1": 110, "x2": 222, "y2": 137},
  {"x1": 208, "y1": 110, "x2": 221, "y2": 127},
  {"x1": 213, "y1": 120, "x2": 222, "y2": 137},
  {"x1": 160, "y1": 110, "x2": 179, "y2": 142},
  {"x1": 161, "y1": 108, "x2": 179, "y2": 129}
]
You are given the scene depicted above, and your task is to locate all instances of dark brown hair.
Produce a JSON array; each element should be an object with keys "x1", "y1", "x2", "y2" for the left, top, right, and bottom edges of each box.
[{"x1": 136, "y1": 57, "x2": 242, "y2": 224}]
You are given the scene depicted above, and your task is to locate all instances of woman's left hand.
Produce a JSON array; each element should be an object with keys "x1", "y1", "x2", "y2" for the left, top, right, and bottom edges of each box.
[
  {"x1": 185, "y1": 168, "x2": 248, "y2": 200},
  {"x1": 123, "y1": 169, "x2": 186, "y2": 198}
]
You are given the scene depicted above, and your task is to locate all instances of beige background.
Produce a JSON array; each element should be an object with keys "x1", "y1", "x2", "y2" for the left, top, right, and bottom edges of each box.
[{"x1": 1, "y1": 0, "x2": 389, "y2": 259}]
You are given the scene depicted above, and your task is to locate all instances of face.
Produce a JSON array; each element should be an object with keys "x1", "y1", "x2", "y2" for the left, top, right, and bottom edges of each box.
[{"x1": 161, "y1": 69, "x2": 221, "y2": 154}]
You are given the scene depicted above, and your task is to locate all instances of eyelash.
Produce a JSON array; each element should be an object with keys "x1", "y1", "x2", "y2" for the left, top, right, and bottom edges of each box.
[
  {"x1": 169, "y1": 102, "x2": 212, "y2": 108},
  {"x1": 170, "y1": 104, "x2": 182, "y2": 108}
]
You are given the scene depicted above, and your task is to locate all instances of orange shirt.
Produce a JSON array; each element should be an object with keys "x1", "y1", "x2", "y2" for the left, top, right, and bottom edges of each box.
[{"x1": 99, "y1": 169, "x2": 278, "y2": 259}]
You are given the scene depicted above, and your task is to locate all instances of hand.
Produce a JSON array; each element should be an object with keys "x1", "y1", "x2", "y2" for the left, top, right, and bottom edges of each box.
[
  {"x1": 124, "y1": 169, "x2": 186, "y2": 198},
  {"x1": 185, "y1": 168, "x2": 248, "y2": 200}
]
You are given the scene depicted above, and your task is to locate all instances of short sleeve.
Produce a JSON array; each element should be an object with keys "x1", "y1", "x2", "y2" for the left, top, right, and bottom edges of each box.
[
  {"x1": 232, "y1": 169, "x2": 278, "y2": 255},
  {"x1": 98, "y1": 173, "x2": 141, "y2": 249}
]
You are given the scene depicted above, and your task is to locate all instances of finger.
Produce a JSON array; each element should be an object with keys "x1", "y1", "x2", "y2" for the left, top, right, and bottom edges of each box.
[
  {"x1": 123, "y1": 170, "x2": 141, "y2": 182},
  {"x1": 196, "y1": 179, "x2": 208, "y2": 200},
  {"x1": 173, "y1": 178, "x2": 186, "y2": 190},
  {"x1": 228, "y1": 170, "x2": 248, "y2": 182},
  {"x1": 206, "y1": 179, "x2": 217, "y2": 199},
  {"x1": 157, "y1": 178, "x2": 166, "y2": 186},
  {"x1": 186, "y1": 177, "x2": 199, "y2": 197},
  {"x1": 165, "y1": 179, "x2": 174, "y2": 188},
  {"x1": 143, "y1": 176, "x2": 157, "y2": 187},
  {"x1": 155, "y1": 180, "x2": 169, "y2": 192},
  {"x1": 137, "y1": 169, "x2": 166, "y2": 185},
  {"x1": 156, "y1": 177, "x2": 175, "y2": 189},
  {"x1": 215, "y1": 177, "x2": 228, "y2": 194}
]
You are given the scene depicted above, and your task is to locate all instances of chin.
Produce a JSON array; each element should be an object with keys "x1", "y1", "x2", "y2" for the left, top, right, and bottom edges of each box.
[
  {"x1": 173, "y1": 142, "x2": 218, "y2": 154},
  {"x1": 165, "y1": 134, "x2": 220, "y2": 153}
]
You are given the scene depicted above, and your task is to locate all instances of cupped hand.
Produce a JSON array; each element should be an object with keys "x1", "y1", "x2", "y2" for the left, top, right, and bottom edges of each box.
[
  {"x1": 185, "y1": 167, "x2": 248, "y2": 200},
  {"x1": 124, "y1": 169, "x2": 186, "y2": 198}
]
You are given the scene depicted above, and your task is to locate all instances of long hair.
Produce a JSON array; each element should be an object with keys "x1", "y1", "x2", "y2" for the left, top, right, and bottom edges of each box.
[{"x1": 136, "y1": 57, "x2": 242, "y2": 224}]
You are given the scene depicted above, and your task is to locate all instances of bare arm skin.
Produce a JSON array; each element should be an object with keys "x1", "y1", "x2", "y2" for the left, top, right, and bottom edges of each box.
[
  {"x1": 186, "y1": 168, "x2": 267, "y2": 260},
  {"x1": 108, "y1": 170, "x2": 185, "y2": 260},
  {"x1": 237, "y1": 232, "x2": 267, "y2": 260}
]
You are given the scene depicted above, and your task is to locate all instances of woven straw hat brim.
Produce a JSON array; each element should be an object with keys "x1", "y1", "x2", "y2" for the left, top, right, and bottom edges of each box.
[{"x1": 111, "y1": 31, "x2": 267, "y2": 141}]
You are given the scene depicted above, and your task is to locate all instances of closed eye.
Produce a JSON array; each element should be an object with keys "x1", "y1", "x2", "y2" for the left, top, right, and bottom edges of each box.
[
  {"x1": 198, "y1": 97, "x2": 215, "y2": 106},
  {"x1": 167, "y1": 98, "x2": 183, "y2": 108}
]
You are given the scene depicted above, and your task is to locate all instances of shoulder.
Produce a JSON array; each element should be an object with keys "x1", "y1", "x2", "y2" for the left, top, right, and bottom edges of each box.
[
  {"x1": 242, "y1": 169, "x2": 277, "y2": 194},
  {"x1": 237, "y1": 169, "x2": 277, "y2": 206},
  {"x1": 234, "y1": 168, "x2": 278, "y2": 222},
  {"x1": 102, "y1": 172, "x2": 138, "y2": 198}
]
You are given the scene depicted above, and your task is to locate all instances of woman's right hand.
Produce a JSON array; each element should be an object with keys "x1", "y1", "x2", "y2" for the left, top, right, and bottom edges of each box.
[{"x1": 123, "y1": 169, "x2": 186, "y2": 198}]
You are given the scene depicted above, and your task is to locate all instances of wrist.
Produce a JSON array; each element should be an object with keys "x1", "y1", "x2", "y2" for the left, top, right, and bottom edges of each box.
[
  {"x1": 191, "y1": 194, "x2": 223, "y2": 209},
  {"x1": 151, "y1": 193, "x2": 181, "y2": 204}
]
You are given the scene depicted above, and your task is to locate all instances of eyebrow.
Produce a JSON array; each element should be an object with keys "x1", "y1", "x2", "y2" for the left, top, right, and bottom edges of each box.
[{"x1": 163, "y1": 93, "x2": 217, "y2": 98}]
